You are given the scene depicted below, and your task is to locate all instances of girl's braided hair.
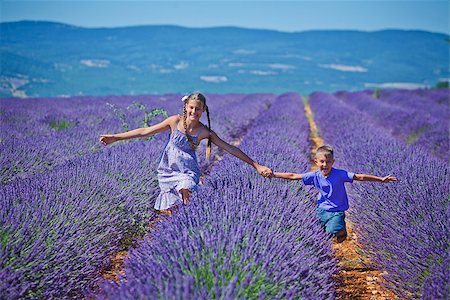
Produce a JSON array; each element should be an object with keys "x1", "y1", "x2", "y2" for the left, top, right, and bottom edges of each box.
[{"x1": 182, "y1": 93, "x2": 212, "y2": 159}]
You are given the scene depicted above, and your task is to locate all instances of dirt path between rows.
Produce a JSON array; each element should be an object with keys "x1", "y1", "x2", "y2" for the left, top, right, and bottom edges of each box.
[
  {"x1": 99, "y1": 210, "x2": 167, "y2": 282},
  {"x1": 303, "y1": 96, "x2": 398, "y2": 299}
]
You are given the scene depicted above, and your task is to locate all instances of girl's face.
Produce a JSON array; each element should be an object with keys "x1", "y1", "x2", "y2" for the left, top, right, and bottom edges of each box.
[
  {"x1": 315, "y1": 154, "x2": 334, "y2": 176},
  {"x1": 185, "y1": 100, "x2": 205, "y2": 121}
]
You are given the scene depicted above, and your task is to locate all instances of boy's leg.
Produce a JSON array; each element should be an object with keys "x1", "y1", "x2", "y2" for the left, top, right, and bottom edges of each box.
[
  {"x1": 326, "y1": 211, "x2": 347, "y2": 243},
  {"x1": 315, "y1": 207, "x2": 329, "y2": 229},
  {"x1": 315, "y1": 208, "x2": 347, "y2": 242},
  {"x1": 317, "y1": 209, "x2": 347, "y2": 243},
  {"x1": 335, "y1": 229, "x2": 347, "y2": 243}
]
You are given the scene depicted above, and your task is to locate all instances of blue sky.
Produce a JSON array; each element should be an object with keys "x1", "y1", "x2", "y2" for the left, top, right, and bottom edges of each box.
[{"x1": 1, "y1": 0, "x2": 449, "y2": 34}]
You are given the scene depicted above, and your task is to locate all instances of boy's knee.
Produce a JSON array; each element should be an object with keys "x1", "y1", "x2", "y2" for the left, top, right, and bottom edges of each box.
[{"x1": 335, "y1": 229, "x2": 347, "y2": 243}]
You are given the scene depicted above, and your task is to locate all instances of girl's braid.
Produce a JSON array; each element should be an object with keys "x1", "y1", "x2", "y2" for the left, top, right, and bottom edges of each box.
[{"x1": 205, "y1": 105, "x2": 212, "y2": 159}]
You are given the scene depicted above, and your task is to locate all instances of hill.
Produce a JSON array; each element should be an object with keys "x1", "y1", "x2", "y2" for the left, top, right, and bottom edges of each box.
[{"x1": 1, "y1": 21, "x2": 448, "y2": 97}]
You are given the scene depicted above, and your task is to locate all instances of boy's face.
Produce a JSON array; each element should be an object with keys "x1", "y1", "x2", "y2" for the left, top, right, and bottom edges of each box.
[{"x1": 315, "y1": 154, "x2": 334, "y2": 176}]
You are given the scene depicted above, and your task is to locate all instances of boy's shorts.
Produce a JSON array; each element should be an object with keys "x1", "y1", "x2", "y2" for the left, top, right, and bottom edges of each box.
[{"x1": 315, "y1": 208, "x2": 346, "y2": 235}]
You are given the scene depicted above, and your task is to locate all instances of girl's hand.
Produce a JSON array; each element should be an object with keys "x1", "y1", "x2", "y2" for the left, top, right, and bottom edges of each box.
[
  {"x1": 99, "y1": 134, "x2": 119, "y2": 146},
  {"x1": 257, "y1": 165, "x2": 273, "y2": 178},
  {"x1": 382, "y1": 175, "x2": 397, "y2": 183}
]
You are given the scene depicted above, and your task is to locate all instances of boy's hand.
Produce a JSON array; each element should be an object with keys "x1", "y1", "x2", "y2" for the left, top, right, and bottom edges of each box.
[
  {"x1": 99, "y1": 134, "x2": 118, "y2": 146},
  {"x1": 382, "y1": 175, "x2": 397, "y2": 183}
]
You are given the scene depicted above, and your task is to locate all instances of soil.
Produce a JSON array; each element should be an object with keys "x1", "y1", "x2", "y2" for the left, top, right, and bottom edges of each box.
[
  {"x1": 332, "y1": 222, "x2": 399, "y2": 299},
  {"x1": 100, "y1": 250, "x2": 127, "y2": 282},
  {"x1": 99, "y1": 210, "x2": 171, "y2": 283}
]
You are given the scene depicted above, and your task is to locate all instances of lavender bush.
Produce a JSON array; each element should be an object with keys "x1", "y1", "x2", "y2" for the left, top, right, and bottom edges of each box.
[
  {"x1": 309, "y1": 91, "x2": 449, "y2": 299},
  {"x1": 1, "y1": 141, "x2": 161, "y2": 299}
]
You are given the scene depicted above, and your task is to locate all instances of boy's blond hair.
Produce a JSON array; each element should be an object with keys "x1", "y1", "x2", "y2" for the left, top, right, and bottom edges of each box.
[{"x1": 316, "y1": 144, "x2": 334, "y2": 159}]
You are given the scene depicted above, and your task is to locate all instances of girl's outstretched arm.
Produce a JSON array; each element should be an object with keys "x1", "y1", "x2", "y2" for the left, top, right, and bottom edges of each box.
[
  {"x1": 209, "y1": 130, "x2": 272, "y2": 177},
  {"x1": 353, "y1": 174, "x2": 397, "y2": 183},
  {"x1": 100, "y1": 115, "x2": 178, "y2": 146}
]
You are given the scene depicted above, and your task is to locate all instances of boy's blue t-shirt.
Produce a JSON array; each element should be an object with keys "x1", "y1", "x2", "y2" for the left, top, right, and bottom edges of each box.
[{"x1": 302, "y1": 168, "x2": 355, "y2": 212}]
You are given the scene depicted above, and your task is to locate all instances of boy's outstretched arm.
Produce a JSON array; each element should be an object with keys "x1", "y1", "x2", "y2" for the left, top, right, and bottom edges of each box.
[
  {"x1": 272, "y1": 172, "x2": 303, "y2": 180},
  {"x1": 353, "y1": 174, "x2": 397, "y2": 183}
]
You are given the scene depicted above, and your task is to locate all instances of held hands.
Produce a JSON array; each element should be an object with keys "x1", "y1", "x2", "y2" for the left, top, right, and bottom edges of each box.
[
  {"x1": 382, "y1": 175, "x2": 397, "y2": 183},
  {"x1": 256, "y1": 164, "x2": 273, "y2": 178},
  {"x1": 99, "y1": 135, "x2": 119, "y2": 146}
]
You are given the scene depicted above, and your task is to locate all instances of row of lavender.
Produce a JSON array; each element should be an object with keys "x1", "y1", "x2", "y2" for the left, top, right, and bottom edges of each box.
[
  {"x1": 334, "y1": 88, "x2": 449, "y2": 161},
  {"x1": 0, "y1": 93, "x2": 275, "y2": 299},
  {"x1": 309, "y1": 91, "x2": 449, "y2": 299},
  {"x1": 97, "y1": 93, "x2": 338, "y2": 299}
]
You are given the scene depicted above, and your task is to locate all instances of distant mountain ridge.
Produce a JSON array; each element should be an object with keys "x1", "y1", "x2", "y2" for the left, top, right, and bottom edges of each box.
[{"x1": 1, "y1": 21, "x2": 448, "y2": 98}]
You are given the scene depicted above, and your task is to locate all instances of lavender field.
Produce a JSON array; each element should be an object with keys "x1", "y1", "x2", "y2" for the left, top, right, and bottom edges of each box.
[{"x1": 1, "y1": 88, "x2": 449, "y2": 299}]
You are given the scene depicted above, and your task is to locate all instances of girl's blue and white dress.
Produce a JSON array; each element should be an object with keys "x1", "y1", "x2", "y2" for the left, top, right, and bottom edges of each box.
[{"x1": 154, "y1": 128, "x2": 201, "y2": 210}]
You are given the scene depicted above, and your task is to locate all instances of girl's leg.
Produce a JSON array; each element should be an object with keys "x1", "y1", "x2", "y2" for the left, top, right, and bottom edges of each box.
[
  {"x1": 179, "y1": 188, "x2": 191, "y2": 205},
  {"x1": 157, "y1": 208, "x2": 174, "y2": 216}
]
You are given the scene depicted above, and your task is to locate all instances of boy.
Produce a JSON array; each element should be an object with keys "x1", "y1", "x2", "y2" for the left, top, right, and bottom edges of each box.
[{"x1": 272, "y1": 144, "x2": 397, "y2": 243}]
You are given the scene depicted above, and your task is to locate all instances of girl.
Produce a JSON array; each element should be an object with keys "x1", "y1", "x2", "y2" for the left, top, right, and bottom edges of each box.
[{"x1": 99, "y1": 92, "x2": 272, "y2": 211}]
